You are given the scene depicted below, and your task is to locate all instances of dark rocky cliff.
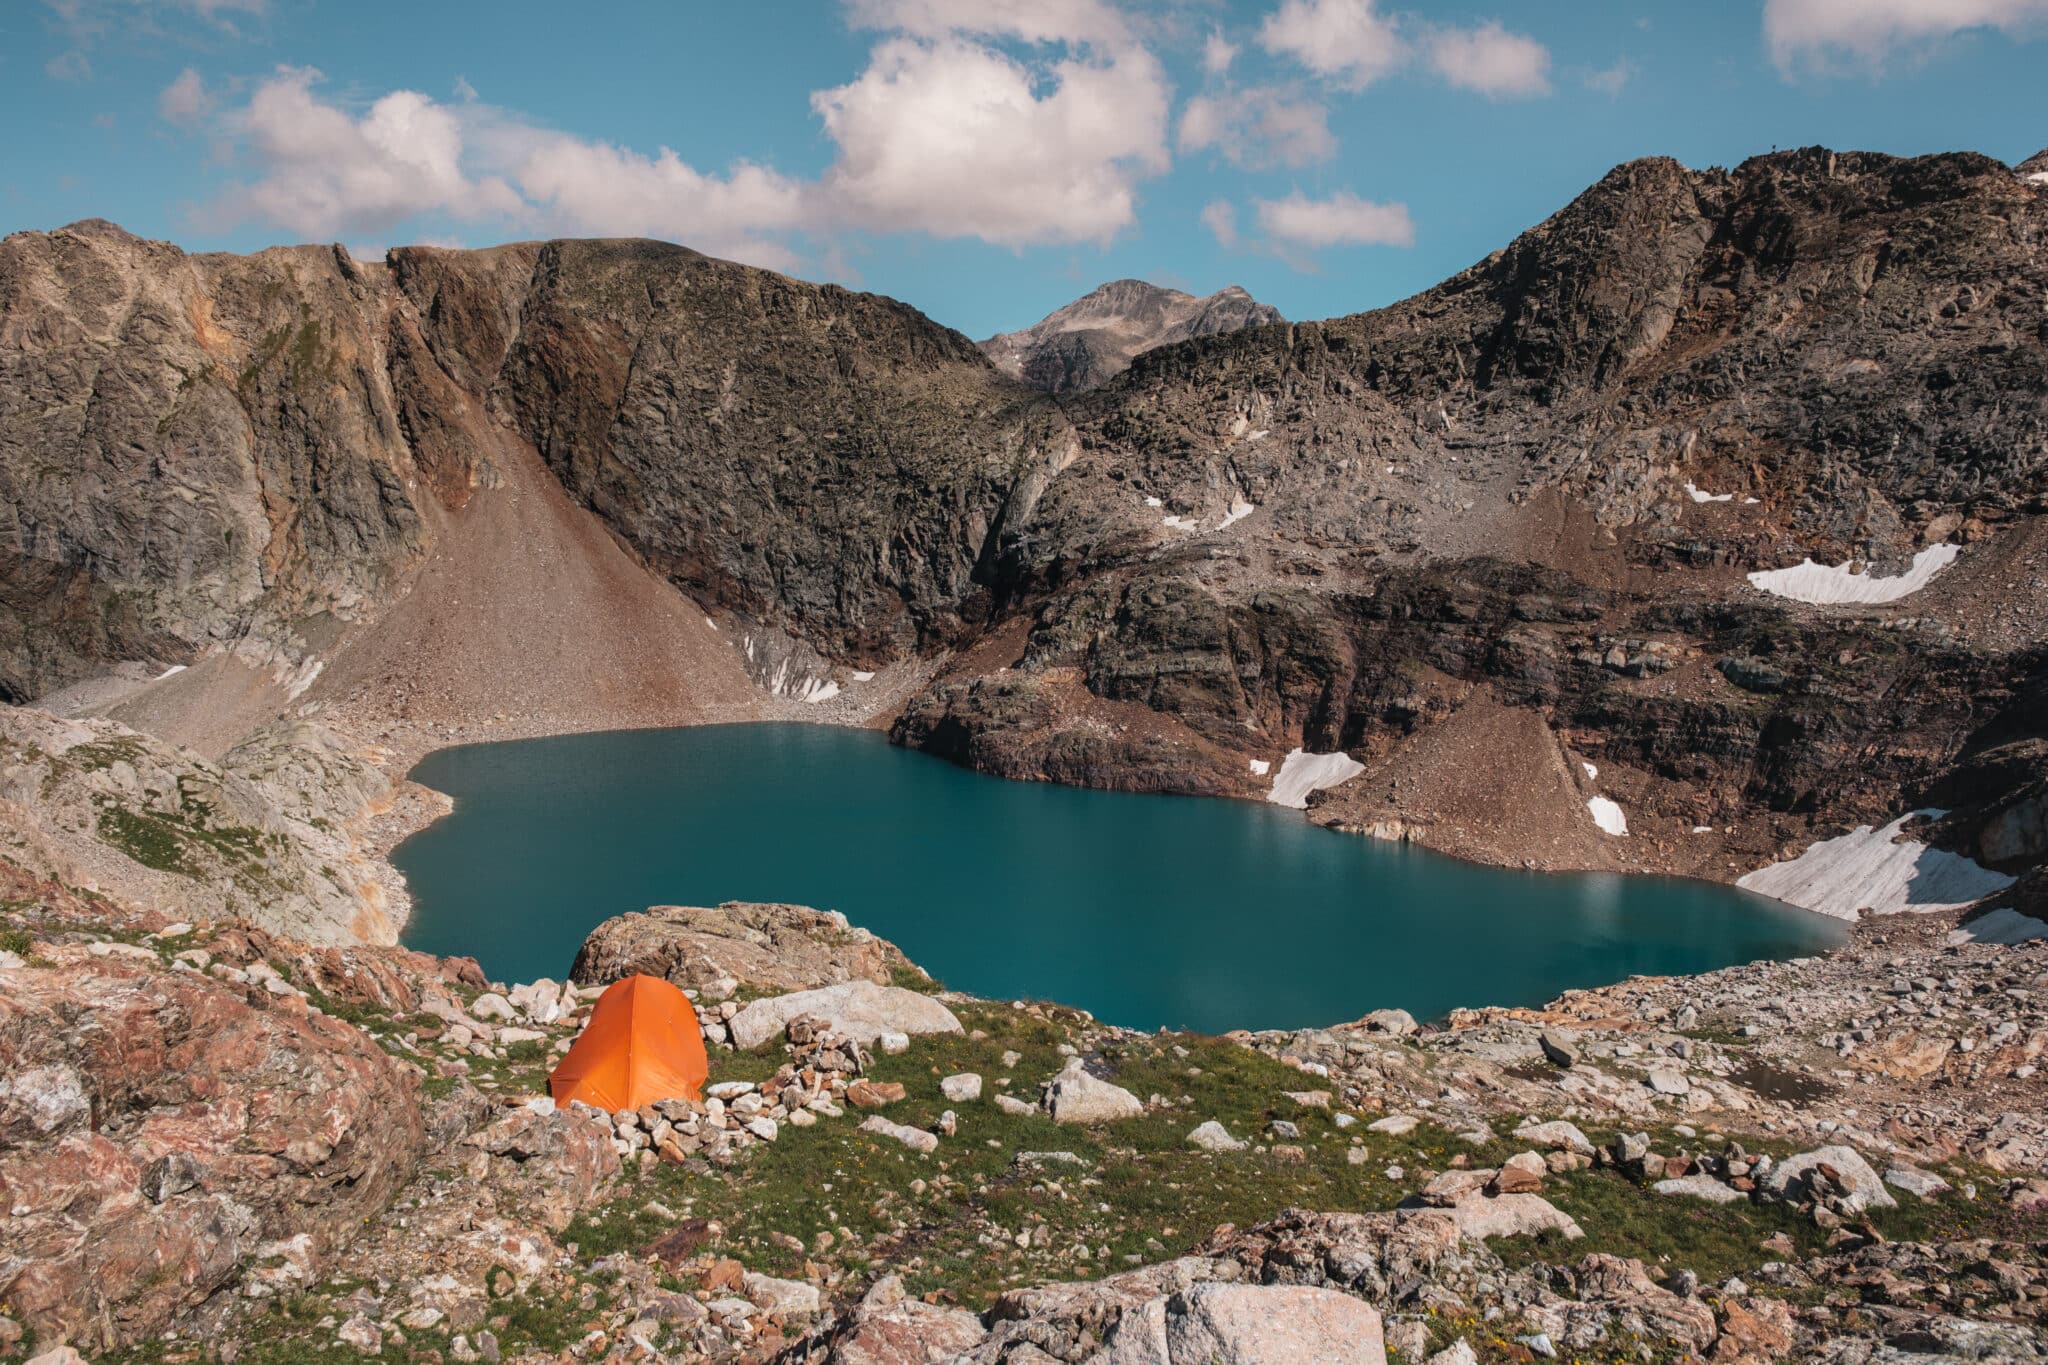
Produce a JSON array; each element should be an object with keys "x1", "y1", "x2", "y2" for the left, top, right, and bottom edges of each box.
[{"x1": 3, "y1": 146, "x2": 2044, "y2": 887}]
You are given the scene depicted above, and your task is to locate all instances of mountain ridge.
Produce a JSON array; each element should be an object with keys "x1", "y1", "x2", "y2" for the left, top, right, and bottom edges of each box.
[
  {"x1": 0, "y1": 144, "x2": 2043, "y2": 932},
  {"x1": 979, "y1": 276, "x2": 1284, "y2": 395}
]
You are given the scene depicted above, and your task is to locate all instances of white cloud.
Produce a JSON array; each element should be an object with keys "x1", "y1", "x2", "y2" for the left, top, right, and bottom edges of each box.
[
  {"x1": 1765, "y1": 0, "x2": 2048, "y2": 71},
  {"x1": 844, "y1": 0, "x2": 1132, "y2": 46},
  {"x1": 1258, "y1": 0, "x2": 1406, "y2": 89},
  {"x1": 158, "y1": 66, "x2": 212, "y2": 125},
  {"x1": 1203, "y1": 30, "x2": 1238, "y2": 74},
  {"x1": 812, "y1": 36, "x2": 1169, "y2": 247},
  {"x1": 203, "y1": 33, "x2": 1169, "y2": 264},
  {"x1": 1255, "y1": 190, "x2": 1413, "y2": 249},
  {"x1": 1200, "y1": 199, "x2": 1239, "y2": 249},
  {"x1": 44, "y1": 0, "x2": 266, "y2": 42},
  {"x1": 501, "y1": 132, "x2": 807, "y2": 270},
  {"x1": 1426, "y1": 21, "x2": 1552, "y2": 97},
  {"x1": 191, "y1": 1, "x2": 1181, "y2": 265},
  {"x1": 1584, "y1": 58, "x2": 1636, "y2": 96},
  {"x1": 207, "y1": 69, "x2": 524, "y2": 242},
  {"x1": 202, "y1": 68, "x2": 809, "y2": 270},
  {"x1": 1179, "y1": 87, "x2": 1335, "y2": 169}
]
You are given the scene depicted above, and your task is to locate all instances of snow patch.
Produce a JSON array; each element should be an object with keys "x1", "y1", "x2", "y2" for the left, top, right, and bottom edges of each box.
[
  {"x1": 1587, "y1": 797, "x2": 1628, "y2": 837},
  {"x1": 1947, "y1": 908, "x2": 2048, "y2": 946},
  {"x1": 1684, "y1": 482, "x2": 1733, "y2": 503},
  {"x1": 1747, "y1": 544, "x2": 1958, "y2": 605},
  {"x1": 1692, "y1": 825, "x2": 1714, "y2": 834},
  {"x1": 1265, "y1": 749, "x2": 1364, "y2": 809},
  {"x1": 1162, "y1": 515, "x2": 1200, "y2": 533},
  {"x1": 2029, "y1": 171, "x2": 2048, "y2": 185},
  {"x1": 154, "y1": 664, "x2": 188, "y2": 682},
  {"x1": 1217, "y1": 498, "x2": 1257, "y2": 531},
  {"x1": 1143, "y1": 496, "x2": 1163, "y2": 508},
  {"x1": 705, "y1": 617, "x2": 718, "y2": 631},
  {"x1": 797, "y1": 678, "x2": 841, "y2": 704},
  {"x1": 1737, "y1": 810, "x2": 2016, "y2": 920},
  {"x1": 1248, "y1": 758, "x2": 1271, "y2": 777},
  {"x1": 851, "y1": 670, "x2": 876, "y2": 682},
  {"x1": 1580, "y1": 761, "x2": 1598, "y2": 780}
]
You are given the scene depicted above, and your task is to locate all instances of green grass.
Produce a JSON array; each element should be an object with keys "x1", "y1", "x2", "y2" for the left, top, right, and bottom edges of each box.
[
  {"x1": 97, "y1": 807, "x2": 195, "y2": 875},
  {"x1": 565, "y1": 1003, "x2": 1526, "y2": 1308},
  {"x1": 888, "y1": 962, "x2": 944, "y2": 994}
]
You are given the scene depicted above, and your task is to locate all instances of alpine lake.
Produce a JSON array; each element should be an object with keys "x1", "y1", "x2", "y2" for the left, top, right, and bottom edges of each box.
[{"x1": 394, "y1": 722, "x2": 1842, "y2": 1033}]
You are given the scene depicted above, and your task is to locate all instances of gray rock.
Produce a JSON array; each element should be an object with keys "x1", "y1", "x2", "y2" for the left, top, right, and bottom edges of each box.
[
  {"x1": 1362, "y1": 1008, "x2": 1418, "y2": 1036},
  {"x1": 940, "y1": 1072, "x2": 983, "y2": 1103},
  {"x1": 1647, "y1": 1067, "x2": 1691, "y2": 1095},
  {"x1": 1513, "y1": 1120, "x2": 1595, "y2": 1156},
  {"x1": 1186, "y1": 1121, "x2": 1247, "y2": 1153},
  {"x1": 140, "y1": 1152, "x2": 204, "y2": 1204},
  {"x1": 1044, "y1": 1058, "x2": 1144, "y2": 1125},
  {"x1": 728, "y1": 981, "x2": 963, "y2": 1051},
  {"x1": 741, "y1": 1271, "x2": 822, "y2": 1318},
  {"x1": 1883, "y1": 1164, "x2": 1952, "y2": 1200},
  {"x1": 1096, "y1": 1281, "x2": 1385, "y2": 1364},
  {"x1": 1653, "y1": 1174, "x2": 1746, "y2": 1205},
  {"x1": 858, "y1": 1115, "x2": 939, "y2": 1154},
  {"x1": 1539, "y1": 1029, "x2": 1580, "y2": 1067},
  {"x1": 1763, "y1": 1145, "x2": 1898, "y2": 1214}
]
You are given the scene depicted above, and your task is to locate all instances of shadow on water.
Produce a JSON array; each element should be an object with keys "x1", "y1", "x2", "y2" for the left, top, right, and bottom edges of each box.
[{"x1": 392, "y1": 722, "x2": 1845, "y2": 1033}]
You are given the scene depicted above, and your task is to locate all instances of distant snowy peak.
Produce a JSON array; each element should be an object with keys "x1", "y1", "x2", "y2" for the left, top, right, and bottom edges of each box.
[{"x1": 981, "y1": 280, "x2": 1283, "y2": 395}]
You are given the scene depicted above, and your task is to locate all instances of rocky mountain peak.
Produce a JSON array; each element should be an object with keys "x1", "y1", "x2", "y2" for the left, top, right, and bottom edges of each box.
[{"x1": 980, "y1": 277, "x2": 1283, "y2": 395}]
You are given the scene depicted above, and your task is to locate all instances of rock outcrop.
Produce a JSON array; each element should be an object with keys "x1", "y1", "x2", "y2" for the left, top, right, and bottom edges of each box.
[
  {"x1": 569, "y1": 902, "x2": 921, "y2": 995},
  {"x1": 900, "y1": 149, "x2": 2048, "y2": 889},
  {"x1": 0, "y1": 704, "x2": 399, "y2": 943},
  {"x1": 726, "y1": 979, "x2": 963, "y2": 1051},
  {"x1": 0, "y1": 939, "x2": 426, "y2": 1350},
  {"x1": 980, "y1": 279, "x2": 1283, "y2": 395}
]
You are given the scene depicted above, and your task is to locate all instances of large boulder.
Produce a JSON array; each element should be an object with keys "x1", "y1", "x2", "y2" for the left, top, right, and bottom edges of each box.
[
  {"x1": 783, "y1": 1274, "x2": 984, "y2": 1363},
  {"x1": 0, "y1": 944, "x2": 426, "y2": 1350},
  {"x1": 1045, "y1": 1057, "x2": 1144, "y2": 1125},
  {"x1": 1762, "y1": 1144, "x2": 1898, "y2": 1214},
  {"x1": 569, "y1": 902, "x2": 923, "y2": 994},
  {"x1": 1096, "y1": 1282, "x2": 1385, "y2": 1364},
  {"x1": 463, "y1": 1105, "x2": 621, "y2": 1232},
  {"x1": 0, "y1": 707, "x2": 399, "y2": 945},
  {"x1": 728, "y1": 980, "x2": 962, "y2": 1051}
]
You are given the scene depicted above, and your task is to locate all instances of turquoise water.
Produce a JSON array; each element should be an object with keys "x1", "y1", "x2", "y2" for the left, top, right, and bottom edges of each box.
[{"x1": 393, "y1": 723, "x2": 1842, "y2": 1033}]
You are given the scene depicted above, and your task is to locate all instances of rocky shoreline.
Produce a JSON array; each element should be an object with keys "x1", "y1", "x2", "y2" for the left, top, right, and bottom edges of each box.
[{"x1": 4, "y1": 883, "x2": 2043, "y2": 1363}]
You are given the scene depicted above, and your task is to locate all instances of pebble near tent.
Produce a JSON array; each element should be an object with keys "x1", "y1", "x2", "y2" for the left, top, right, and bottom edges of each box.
[{"x1": 549, "y1": 974, "x2": 710, "y2": 1110}]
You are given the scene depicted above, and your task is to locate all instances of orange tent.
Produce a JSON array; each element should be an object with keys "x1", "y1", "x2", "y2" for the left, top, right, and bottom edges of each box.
[{"x1": 548, "y1": 974, "x2": 709, "y2": 1111}]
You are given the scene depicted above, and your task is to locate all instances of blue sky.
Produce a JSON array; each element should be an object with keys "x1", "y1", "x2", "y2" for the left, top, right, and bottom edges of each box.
[{"x1": 4, "y1": 0, "x2": 2045, "y2": 339}]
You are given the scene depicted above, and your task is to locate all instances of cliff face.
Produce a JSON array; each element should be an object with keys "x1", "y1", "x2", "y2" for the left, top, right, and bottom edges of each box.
[
  {"x1": 0, "y1": 222, "x2": 441, "y2": 704},
  {"x1": 2, "y1": 147, "x2": 2045, "y2": 905},
  {"x1": 490, "y1": 238, "x2": 1073, "y2": 660},
  {"x1": 980, "y1": 278, "x2": 1284, "y2": 395},
  {"x1": 912, "y1": 148, "x2": 2048, "y2": 877}
]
